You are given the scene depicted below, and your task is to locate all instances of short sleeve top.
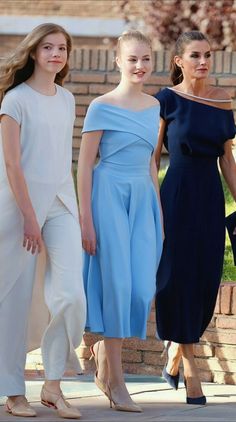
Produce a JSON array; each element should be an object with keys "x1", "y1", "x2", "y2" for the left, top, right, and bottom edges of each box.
[
  {"x1": 0, "y1": 82, "x2": 75, "y2": 184},
  {"x1": 155, "y1": 87, "x2": 236, "y2": 158}
]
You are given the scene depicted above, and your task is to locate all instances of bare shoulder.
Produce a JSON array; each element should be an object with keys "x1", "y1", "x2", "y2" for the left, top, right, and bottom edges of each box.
[
  {"x1": 209, "y1": 87, "x2": 232, "y2": 110},
  {"x1": 92, "y1": 92, "x2": 116, "y2": 105},
  {"x1": 209, "y1": 86, "x2": 232, "y2": 101},
  {"x1": 142, "y1": 92, "x2": 160, "y2": 106}
]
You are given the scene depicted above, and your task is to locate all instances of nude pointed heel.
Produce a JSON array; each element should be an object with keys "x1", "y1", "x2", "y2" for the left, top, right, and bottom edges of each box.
[
  {"x1": 106, "y1": 385, "x2": 142, "y2": 413},
  {"x1": 90, "y1": 341, "x2": 107, "y2": 395},
  {"x1": 90, "y1": 342, "x2": 142, "y2": 412}
]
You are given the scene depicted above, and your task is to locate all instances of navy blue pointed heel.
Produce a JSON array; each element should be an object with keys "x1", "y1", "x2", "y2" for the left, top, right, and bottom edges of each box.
[
  {"x1": 161, "y1": 341, "x2": 180, "y2": 390},
  {"x1": 186, "y1": 396, "x2": 206, "y2": 405},
  {"x1": 184, "y1": 378, "x2": 206, "y2": 405},
  {"x1": 162, "y1": 365, "x2": 180, "y2": 390}
]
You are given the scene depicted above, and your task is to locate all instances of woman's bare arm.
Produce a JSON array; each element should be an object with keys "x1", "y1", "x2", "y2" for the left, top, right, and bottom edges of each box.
[
  {"x1": 155, "y1": 117, "x2": 166, "y2": 172},
  {"x1": 1, "y1": 115, "x2": 43, "y2": 253},
  {"x1": 219, "y1": 140, "x2": 236, "y2": 201},
  {"x1": 150, "y1": 154, "x2": 164, "y2": 240},
  {"x1": 77, "y1": 130, "x2": 102, "y2": 255}
]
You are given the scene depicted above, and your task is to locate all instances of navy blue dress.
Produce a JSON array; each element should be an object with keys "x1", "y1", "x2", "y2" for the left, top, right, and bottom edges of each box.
[{"x1": 155, "y1": 88, "x2": 236, "y2": 344}]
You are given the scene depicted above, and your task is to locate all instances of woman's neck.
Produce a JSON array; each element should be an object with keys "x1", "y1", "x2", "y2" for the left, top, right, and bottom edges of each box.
[
  {"x1": 176, "y1": 79, "x2": 210, "y2": 97},
  {"x1": 115, "y1": 78, "x2": 143, "y2": 98},
  {"x1": 26, "y1": 72, "x2": 57, "y2": 96}
]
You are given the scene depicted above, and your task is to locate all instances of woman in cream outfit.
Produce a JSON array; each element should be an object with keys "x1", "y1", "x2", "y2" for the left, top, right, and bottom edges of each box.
[{"x1": 0, "y1": 23, "x2": 86, "y2": 419}]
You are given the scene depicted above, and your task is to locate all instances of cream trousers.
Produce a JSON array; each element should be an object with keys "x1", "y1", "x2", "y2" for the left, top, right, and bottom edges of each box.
[{"x1": 0, "y1": 197, "x2": 86, "y2": 397}]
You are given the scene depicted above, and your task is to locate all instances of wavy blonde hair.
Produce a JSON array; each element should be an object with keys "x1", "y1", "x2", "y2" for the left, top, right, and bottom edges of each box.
[{"x1": 0, "y1": 23, "x2": 72, "y2": 102}]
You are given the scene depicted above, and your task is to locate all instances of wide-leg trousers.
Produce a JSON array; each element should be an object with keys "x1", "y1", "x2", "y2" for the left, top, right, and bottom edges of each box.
[{"x1": 0, "y1": 197, "x2": 86, "y2": 397}]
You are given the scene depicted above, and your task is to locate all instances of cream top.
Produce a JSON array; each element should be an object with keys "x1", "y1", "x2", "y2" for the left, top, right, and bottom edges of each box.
[{"x1": 0, "y1": 82, "x2": 75, "y2": 184}]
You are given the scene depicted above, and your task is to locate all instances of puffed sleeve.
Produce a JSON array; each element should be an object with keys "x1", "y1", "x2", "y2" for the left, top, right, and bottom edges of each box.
[{"x1": 0, "y1": 90, "x2": 22, "y2": 125}]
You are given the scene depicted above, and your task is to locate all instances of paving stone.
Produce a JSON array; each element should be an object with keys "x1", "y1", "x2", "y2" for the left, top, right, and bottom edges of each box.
[{"x1": 1, "y1": 376, "x2": 236, "y2": 421}]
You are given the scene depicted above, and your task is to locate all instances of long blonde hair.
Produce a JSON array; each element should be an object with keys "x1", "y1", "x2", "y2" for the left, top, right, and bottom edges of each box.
[{"x1": 0, "y1": 23, "x2": 72, "y2": 102}]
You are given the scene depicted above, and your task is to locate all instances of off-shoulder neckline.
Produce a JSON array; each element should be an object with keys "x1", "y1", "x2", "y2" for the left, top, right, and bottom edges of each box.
[
  {"x1": 166, "y1": 87, "x2": 232, "y2": 110},
  {"x1": 92, "y1": 101, "x2": 160, "y2": 113}
]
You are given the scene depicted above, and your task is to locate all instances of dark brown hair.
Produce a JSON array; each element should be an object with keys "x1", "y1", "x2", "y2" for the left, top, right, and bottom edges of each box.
[{"x1": 170, "y1": 31, "x2": 210, "y2": 85}]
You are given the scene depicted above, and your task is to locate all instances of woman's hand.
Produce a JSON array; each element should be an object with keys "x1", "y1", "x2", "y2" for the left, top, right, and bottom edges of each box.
[
  {"x1": 77, "y1": 129, "x2": 102, "y2": 256},
  {"x1": 2, "y1": 114, "x2": 43, "y2": 255},
  {"x1": 80, "y1": 216, "x2": 97, "y2": 255},
  {"x1": 23, "y1": 215, "x2": 43, "y2": 254}
]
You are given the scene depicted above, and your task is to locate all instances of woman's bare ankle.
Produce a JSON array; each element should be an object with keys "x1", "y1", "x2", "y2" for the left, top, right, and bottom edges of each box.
[
  {"x1": 166, "y1": 343, "x2": 181, "y2": 375},
  {"x1": 94, "y1": 340, "x2": 108, "y2": 383},
  {"x1": 44, "y1": 380, "x2": 61, "y2": 393},
  {"x1": 185, "y1": 376, "x2": 203, "y2": 397}
]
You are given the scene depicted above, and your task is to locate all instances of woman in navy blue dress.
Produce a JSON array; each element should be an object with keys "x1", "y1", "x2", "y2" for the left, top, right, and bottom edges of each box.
[{"x1": 155, "y1": 31, "x2": 236, "y2": 404}]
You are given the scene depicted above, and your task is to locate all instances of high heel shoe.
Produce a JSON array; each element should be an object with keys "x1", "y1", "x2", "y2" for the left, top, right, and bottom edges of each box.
[
  {"x1": 90, "y1": 341, "x2": 107, "y2": 395},
  {"x1": 162, "y1": 365, "x2": 180, "y2": 390},
  {"x1": 106, "y1": 385, "x2": 142, "y2": 413},
  {"x1": 41, "y1": 385, "x2": 81, "y2": 419},
  {"x1": 184, "y1": 377, "x2": 206, "y2": 405},
  {"x1": 162, "y1": 341, "x2": 180, "y2": 390}
]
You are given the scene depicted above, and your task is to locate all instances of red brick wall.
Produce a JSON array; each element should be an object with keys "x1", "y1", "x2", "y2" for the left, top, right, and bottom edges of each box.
[
  {"x1": 65, "y1": 48, "x2": 236, "y2": 384},
  {"x1": 24, "y1": 48, "x2": 236, "y2": 384},
  {"x1": 200, "y1": 283, "x2": 236, "y2": 384},
  {"x1": 0, "y1": 0, "x2": 145, "y2": 54},
  {"x1": 79, "y1": 284, "x2": 236, "y2": 385},
  {"x1": 65, "y1": 48, "x2": 236, "y2": 162},
  {"x1": 0, "y1": 0, "x2": 131, "y2": 17},
  {"x1": 0, "y1": 34, "x2": 118, "y2": 56},
  {"x1": 27, "y1": 284, "x2": 236, "y2": 385}
]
